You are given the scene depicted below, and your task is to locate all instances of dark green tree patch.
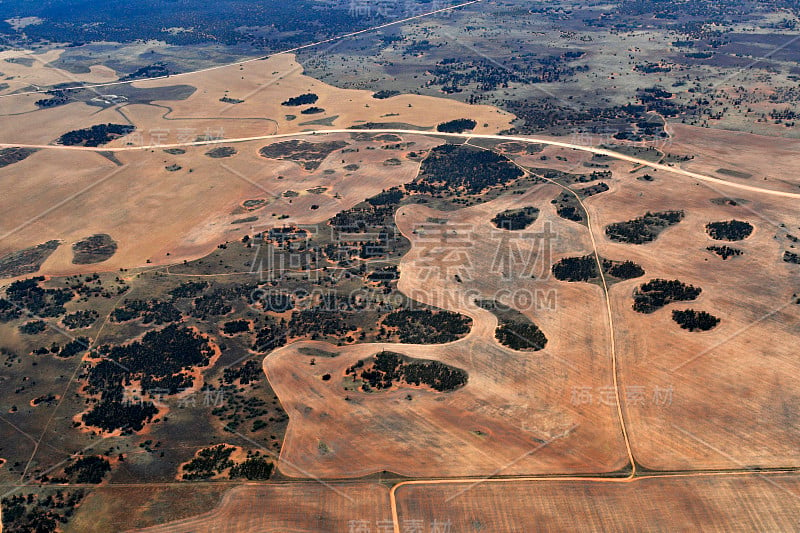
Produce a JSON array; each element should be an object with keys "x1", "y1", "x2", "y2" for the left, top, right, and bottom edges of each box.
[
  {"x1": 381, "y1": 309, "x2": 471, "y2": 344},
  {"x1": 19, "y1": 320, "x2": 47, "y2": 335},
  {"x1": 372, "y1": 90, "x2": 400, "y2": 99},
  {"x1": 552, "y1": 256, "x2": 644, "y2": 282},
  {"x1": 436, "y1": 118, "x2": 477, "y2": 133},
  {"x1": 64, "y1": 456, "x2": 110, "y2": 483},
  {"x1": 169, "y1": 281, "x2": 209, "y2": 299},
  {"x1": 1, "y1": 491, "x2": 85, "y2": 533},
  {"x1": 605, "y1": 210, "x2": 684, "y2": 244},
  {"x1": 707, "y1": 245, "x2": 742, "y2": 260},
  {"x1": 191, "y1": 293, "x2": 232, "y2": 319},
  {"x1": 366, "y1": 187, "x2": 404, "y2": 206},
  {"x1": 633, "y1": 279, "x2": 701, "y2": 313},
  {"x1": 181, "y1": 444, "x2": 235, "y2": 480},
  {"x1": 56, "y1": 337, "x2": 90, "y2": 358},
  {"x1": 252, "y1": 320, "x2": 288, "y2": 353},
  {"x1": 577, "y1": 181, "x2": 610, "y2": 197},
  {"x1": 0, "y1": 298, "x2": 21, "y2": 322},
  {"x1": 491, "y1": 206, "x2": 540, "y2": 230},
  {"x1": 63, "y1": 309, "x2": 99, "y2": 329},
  {"x1": 672, "y1": 309, "x2": 720, "y2": 331},
  {"x1": 281, "y1": 93, "x2": 318, "y2": 106},
  {"x1": 552, "y1": 255, "x2": 597, "y2": 282},
  {"x1": 81, "y1": 325, "x2": 214, "y2": 432},
  {"x1": 223, "y1": 360, "x2": 263, "y2": 385},
  {"x1": 31, "y1": 393, "x2": 57, "y2": 406},
  {"x1": 82, "y1": 399, "x2": 158, "y2": 433},
  {"x1": 57, "y1": 124, "x2": 135, "y2": 147},
  {"x1": 556, "y1": 203, "x2": 584, "y2": 222},
  {"x1": 72, "y1": 234, "x2": 117, "y2": 264},
  {"x1": 495, "y1": 321, "x2": 547, "y2": 351},
  {"x1": 705, "y1": 220, "x2": 753, "y2": 241},
  {"x1": 228, "y1": 454, "x2": 273, "y2": 480},
  {"x1": 120, "y1": 62, "x2": 169, "y2": 80},
  {"x1": 603, "y1": 259, "x2": 645, "y2": 280},
  {"x1": 346, "y1": 351, "x2": 467, "y2": 392},
  {"x1": 784, "y1": 251, "x2": 800, "y2": 264},
  {"x1": 408, "y1": 144, "x2": 523, "y2": 196},
  {"x1": 4, "y1": 276, "x2": 73, "y2": 317},
  {"x1": 86, "y1": 324, "x2": 214, "y2": 398},
  {"x1": 110, "y1": 299, "x2": 182, "y2": 325},
  {"x1": 222, "y1": 319, "x2": 250, "y2": 335}
]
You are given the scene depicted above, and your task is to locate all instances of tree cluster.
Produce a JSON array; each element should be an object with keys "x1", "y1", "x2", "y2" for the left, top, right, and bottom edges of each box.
[
  {"x1": 495, "y1": 321, "x2": 548, "y2": 351},
  {"x1": 57, "y1": 124, "x2": 135, "y2": 147},
  {"x1": 110, "y1": 299, "x2": 182, "y2": 325},
  {"x1": 347, "y1": 351, "x2": 467, "y2": 393},
  {"x1": 436, "y1": 118, "x2": 477, "y2": 133},
  {"x1": 705, "y1": 220, "x2": 753, "y2": 241},
  {"x1": 706, "y1": 245, "x2": 742, "y2": 260},
  {"x1": 382, "y1": 309, "x2": 472, "y2": 344},
  {"x1": 672, "y1": 309, "x2": 720, "y2": 331},
  {"x1": 281, "y1": 93, "x2": 319, "y2": 106},
  {"x1": 605, "y1": 210, "x2": 684, "y2": 244},
  {"x1": 491, "y1": 206, "x2": 540, "y2": 230},
  {"x1": 408, "y1": 144, "x2": 523, "y2": 196},
  {"x1": 633, "y1": 279, "x2": 702, "y2": 313}
]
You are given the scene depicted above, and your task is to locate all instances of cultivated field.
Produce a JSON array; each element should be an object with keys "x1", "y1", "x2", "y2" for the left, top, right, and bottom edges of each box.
[
  {"x1": 132, "y1": 483, "x2": 391, "y2": 533},
  {"x1": 0, "y1": 51, "x2": 513, "y2": 280},
  {"x1": 0, "y1": 133, "x2": 440, "y2": 278},
  {"x1": 394, "y1": 475, "x2": 800, "y2": 531},
  {"x1": 266, "y1": 182, "x2": 627, "y2": 478}
]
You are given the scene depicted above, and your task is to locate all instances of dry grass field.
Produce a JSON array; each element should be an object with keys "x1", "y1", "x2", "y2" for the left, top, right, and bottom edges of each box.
[
  {"x1": 0, "y1": 51, "x2": 513, "y2": 280},
  {"x1": 64, "y1": 485, "x2": 230, "y2": 533},
  {"x1": 595, "y1": 166, "x2": 800, "y2": 470},
  {"x1": 0, "y1": 133, "x2": 441, "y2": 278},
  {"x1": 0, "y1": 49, "x2": 117, "y2": 100},
  {"x1": 0, "y1": 52, "x2": 513, "y2": 146},
  {"x1": 266, "y1": 182, "x2": 628, "y2": 479},
  {"x1": 131, "y1": 482, "x2": 391, "y2": 533},
  {"x1": 3, "y1": 50, "x2": 800, "y2": 531},
  {"x1": 513, "y1": 134, "x2": 800, "y2": 471},
  {"x1": 394, "y1": 475, "x2": 800, "y2": 531},
  {"x1": 668, "y1": 124, "x2": 800, "y2": 194}
]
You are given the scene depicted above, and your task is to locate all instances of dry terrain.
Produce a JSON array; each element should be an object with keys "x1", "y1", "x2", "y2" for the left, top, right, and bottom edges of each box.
[
  {"x1": 3, "y1": 49, "x2": 800, "y2": 533},
  {"x1": 0, "y1": 51, "x2": 513, "y2": 280},
  {"x1": 266, "y1": 183, "x2": 627, "y2": 478},
  {"x1": 394, "y1": 475, "x2": 800, "y2": 531},
  {"x1": 132, "y1": 483, "x2": 391, "y2": 533}
]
